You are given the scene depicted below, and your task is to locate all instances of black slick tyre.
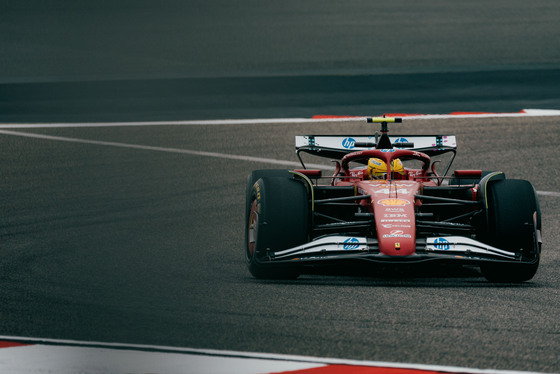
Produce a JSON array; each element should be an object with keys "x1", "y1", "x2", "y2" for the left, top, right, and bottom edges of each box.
[
  {"x1": 245, "y1": 170, "x2": 294, "y2": 216},
  {"x1": 480, "y1": 179, "x2": 541, "y2": 282},
  {"x1": 245, "y1": 175, "x2": 309, "y2": 279}
]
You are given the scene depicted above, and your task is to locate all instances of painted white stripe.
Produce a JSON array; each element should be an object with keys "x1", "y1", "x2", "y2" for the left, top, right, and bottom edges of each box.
[
  {"x1": 0, "y1": 117, "x2": 315, "y2": 129},
  {"x1": 0, "y1": 335, "x2": 550, "y2": 374},
  {"x1": 0, "y1": 342, "x2": 323, "y2": 374},
  {"x1": 0, "y1": 129, "x2": 557, "y2": 197},
  {"x1": 0, "y1": 108, "x2": 559, "y2": 129},
  {"x1": 535, "y1": 190, "x2": 560, "y2": 197},
  {"x1": 0, "y1": 129, "x2": 330, "y2": 170}
]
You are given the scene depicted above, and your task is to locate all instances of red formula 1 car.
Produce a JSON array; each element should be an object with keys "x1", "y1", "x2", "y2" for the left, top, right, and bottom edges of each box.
[{"x1": 245, "y1": 117, "x2": 542, "y2": 282}]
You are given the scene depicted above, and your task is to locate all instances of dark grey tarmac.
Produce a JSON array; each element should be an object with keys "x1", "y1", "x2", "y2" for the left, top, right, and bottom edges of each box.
[{"x1": 0, "y1": 117, "x2": 559, "y2": 372}]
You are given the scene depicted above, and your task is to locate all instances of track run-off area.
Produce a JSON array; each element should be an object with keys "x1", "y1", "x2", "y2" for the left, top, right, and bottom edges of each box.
[{"x1": 0, "y1": 112, "x2": 559, "y2": 373}]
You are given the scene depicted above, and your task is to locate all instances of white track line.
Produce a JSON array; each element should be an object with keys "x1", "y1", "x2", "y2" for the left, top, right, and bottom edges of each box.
[
  {"x1": 0, "y1": 129, "x2": 330, "y2": 170},
  {"x1": 0, "y1": 335, "x2": 549, "y2": 374},
  {"x1": 0, "y1": 109, "x2": 559, "y2": 128},
  {"x1": 0, "y1": 118, "x2": 315, "y2": 128},
  {"x1": 0, "y1": 129, "x2": 558, "y2": 197}
]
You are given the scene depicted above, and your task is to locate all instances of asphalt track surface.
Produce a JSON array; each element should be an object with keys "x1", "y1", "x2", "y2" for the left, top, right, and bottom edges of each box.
[
  {"x1": 1, "y1": 1, "x2": 560, "y2": 373},
  {"x1": 1, "y1": 116, "x2": 559, "y2": 373}
]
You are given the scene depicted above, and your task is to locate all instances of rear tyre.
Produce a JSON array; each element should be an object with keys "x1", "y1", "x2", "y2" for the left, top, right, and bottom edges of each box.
[
  {"x1": 245, "y1": 175, "x2": 309, "y2": 279},
  {"x1": 480, "y1": 179, "x2": 541, "y2": 282}
]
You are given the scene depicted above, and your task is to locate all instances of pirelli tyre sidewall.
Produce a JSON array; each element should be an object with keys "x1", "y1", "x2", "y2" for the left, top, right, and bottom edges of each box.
[
  {"x1": 245, "y1": 174, "x2": 309, "y2": 279},
  {"x1": 245, "y1": 170, "x2": 294, "y2": 220},
  {"x1": 481, "y1": 178, "x2": 542, "y2": 282}
]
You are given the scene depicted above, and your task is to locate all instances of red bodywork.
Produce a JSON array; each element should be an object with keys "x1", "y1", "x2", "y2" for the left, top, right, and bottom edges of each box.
[
  {"x1": 359, "y1": 180, "x2": 420, "y2": 256},
  {"x1": 334, "y1": 149, "x2": 436, "y2": 256}
]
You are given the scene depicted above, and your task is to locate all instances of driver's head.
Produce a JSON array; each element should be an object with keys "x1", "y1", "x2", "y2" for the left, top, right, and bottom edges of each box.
[{"x1": 367, "y1": 158, "x2": 404, "y2": 179}]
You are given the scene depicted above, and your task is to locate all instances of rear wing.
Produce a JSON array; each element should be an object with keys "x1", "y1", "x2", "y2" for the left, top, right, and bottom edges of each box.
[
  {"x1": 295, "y1": 134, "x2": 457, "y2": 174},
  {"x1": 296, "y1": 134, "x2": 456, "y2": 158}
]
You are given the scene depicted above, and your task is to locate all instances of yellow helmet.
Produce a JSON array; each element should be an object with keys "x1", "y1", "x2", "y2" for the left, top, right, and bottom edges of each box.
[{"x1": 368, "y1": 158, "x2": 404, "y2": 178}]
